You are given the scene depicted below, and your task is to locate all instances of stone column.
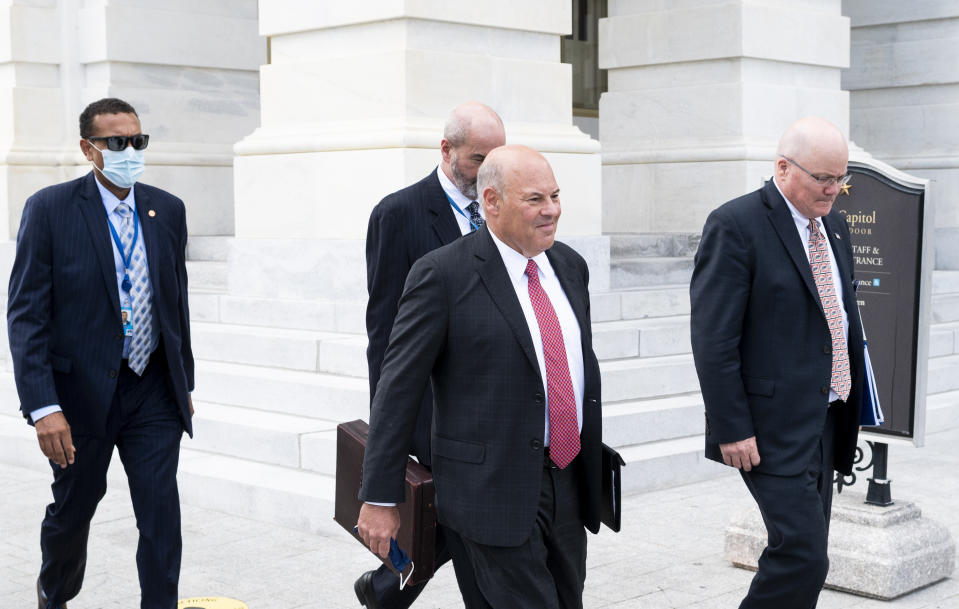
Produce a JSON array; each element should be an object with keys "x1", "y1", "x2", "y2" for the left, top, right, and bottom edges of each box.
[
  {"x1": 842, "y1": 1, "x2": 959, "y2": 269},
  {"x1": 230, "y1": 0, "x2": 605, "y2": 333},
  {"x1": 75, "y1": 0, "x2": 264, "y2": 236},
  {"x1": 599, "y1": 0, "x2": 850, "y2": 233},
  {"x1": 0, "y1": 0, "x2": 63, "y2": 242},
  {"x1": 0, "y1": 0, "x2": 262, "y2": 363}
]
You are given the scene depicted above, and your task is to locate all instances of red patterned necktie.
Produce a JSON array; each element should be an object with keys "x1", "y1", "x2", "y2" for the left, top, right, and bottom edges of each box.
[
  {"x1": 808, "y1": 219, "x2": 851, "y2": 401},
  {"x1": 524, "y1": 259, "x2": 580, "y2": 468}
]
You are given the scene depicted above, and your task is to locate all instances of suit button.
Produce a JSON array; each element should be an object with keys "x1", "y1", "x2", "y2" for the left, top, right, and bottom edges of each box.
[
  {"x1": 530, "y1": 439, "x2": 542, "y2": 451},
  {"x1": 534, "y1": 393, "x2": 544, "y2": 405},
  {"x1": 821, "y1": 385, "x2": 829, "y2": 395},
  {"x1": 109, "y1": 369, "x2": 118, "y2": 379},
  {"x1": 823, "y1": 345, "x2": 831, "y2": 354}
]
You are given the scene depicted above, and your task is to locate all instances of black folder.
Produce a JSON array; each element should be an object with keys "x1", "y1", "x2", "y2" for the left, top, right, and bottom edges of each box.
[{"x1": 601, "y1": 443, "x2": 625, "y2": 532}]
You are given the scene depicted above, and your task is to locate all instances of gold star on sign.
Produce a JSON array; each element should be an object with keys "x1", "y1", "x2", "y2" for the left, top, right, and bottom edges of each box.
[{"x1": 840, "y1": 182, "x2": 852, "y2": 196}]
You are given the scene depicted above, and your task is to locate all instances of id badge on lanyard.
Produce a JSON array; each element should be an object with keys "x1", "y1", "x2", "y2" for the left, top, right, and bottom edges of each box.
[{"x1": 107, "y1": 205, "x2": 140, "y2": 336}]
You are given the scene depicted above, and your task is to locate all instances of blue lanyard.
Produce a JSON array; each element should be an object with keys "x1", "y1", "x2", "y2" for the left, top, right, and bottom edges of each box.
[
  {"x1": 444, "y1": 192, "x2": 479, "y2": 231},
  {"x1": 106, "y1": 204, "x2": 139, "y2": 293}
]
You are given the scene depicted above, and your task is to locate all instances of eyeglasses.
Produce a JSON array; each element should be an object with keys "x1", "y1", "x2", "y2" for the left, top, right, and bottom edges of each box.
[
  {"x1": 87, "y1": 134, "x2": 150, "y2": 152},
  {"x1": 780, "y1": 155, "x2": 849, "y2": 187}
]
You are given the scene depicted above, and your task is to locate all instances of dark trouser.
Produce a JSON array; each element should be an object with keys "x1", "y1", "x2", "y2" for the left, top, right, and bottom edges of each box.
[
  {"x1": 370, "y1": 522, "x2": 486, "y2": 608},
  {"x1": 39, "y1": 355, "x2": 184, "y2": 609},
  {"x1": 458, "y1": 458, "x2": 587, "y2": 609},
  {"x1": 739, "y1": 404, "x2": 839, "y2": 609}
]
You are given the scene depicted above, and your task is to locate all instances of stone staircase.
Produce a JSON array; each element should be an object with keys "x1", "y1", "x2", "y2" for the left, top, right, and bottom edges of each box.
[{"x1": 2, "y1": 235, "x2": 959, "y2": 535}]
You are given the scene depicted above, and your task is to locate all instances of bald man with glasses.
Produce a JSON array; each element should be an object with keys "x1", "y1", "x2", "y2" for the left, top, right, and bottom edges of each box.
[{"x1": 690, "y1": 117, "x2": 866, "y2": 609}]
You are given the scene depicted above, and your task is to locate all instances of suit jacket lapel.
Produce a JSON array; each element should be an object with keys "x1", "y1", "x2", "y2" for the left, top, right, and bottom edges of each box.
[
  {"x1": 473, "y1": 228, "x2": 541, "y2": 377},
  {"x1": 77, "y1": 173, "x2": 121, "y2": 320},
  {"x1": 763, "y1": 181, "x2": 825, "y2": 317},
  {"x1": 426, "y1": 170, "x2": 463, "y2": 246},
  {"x1": 546, "y1": 247, "x2": 590, "y2": 339}
]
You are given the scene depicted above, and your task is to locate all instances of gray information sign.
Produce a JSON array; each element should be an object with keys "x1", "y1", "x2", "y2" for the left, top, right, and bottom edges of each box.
[{"x1": 833, "y1": 160, "x2": 931, "y2": 443}]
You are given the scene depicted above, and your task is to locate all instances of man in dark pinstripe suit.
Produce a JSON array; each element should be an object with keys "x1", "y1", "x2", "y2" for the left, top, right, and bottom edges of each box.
[
  {"x1": 354, "y1": 102, "x2": 504, "y2": 609},
  {"x1": 7, "y1": 98, "x2": 194, "y2": 609}
]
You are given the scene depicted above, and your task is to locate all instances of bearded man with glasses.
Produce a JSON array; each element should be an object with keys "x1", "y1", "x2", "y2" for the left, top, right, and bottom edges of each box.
[
  {"x1": 7, "y1": 97, "x2": 195, "y2": 609},
  {"x1": 690, "y1": 116, "x2": 866, "y2": 609}
]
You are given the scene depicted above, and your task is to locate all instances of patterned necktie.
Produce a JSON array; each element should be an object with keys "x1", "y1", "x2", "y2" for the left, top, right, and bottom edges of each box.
[
  {"x1": 808, "y1": 219, "x2": 850, "y2": 401},
  {"x1": 465, "y1": 201, "x2": 484, "y2": 231},
  {"x1": 116, "y1": 203, "x2": 154, "y2": 375},
  {"x1": 524, "y1": 259, "x2": 580, "y2": 468}
]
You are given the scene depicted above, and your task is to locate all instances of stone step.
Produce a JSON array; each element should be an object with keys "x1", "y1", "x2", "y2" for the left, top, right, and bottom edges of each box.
[
  {"x1": 193, "y1": 391, "x2": 706, "y2": 472},
  {"x1": 926, "y1": 389, "x2": 959, "y2": 433},
  {"x1": 932, "y1": 292, "x2": 959, "y2": 323},
  {"x1": 600, "y1": 354, "x2": 700, "y2": 402},
  {"x1": 610, "y1": 257, "x2": 694, "y2": 289},
  {"x1": 186, "y1": 260, "x2": 228, "y2": 292},
  {"x1": 186, "y1": 235, "x2": 231, "y2": 262},
  {"x1": 617, "y1": 435, "x2": 730, "y2": 494},
  {"x1": 590, "y1": 285, "x2": 690, "y2": 323},
  {"x1": 189, "y1": 401, "x2": 339, "y2": 469},
  {"x1": 177, "y1": 449, "x2": 340, "y2": 536},
  {"x1": 191, "y1": 322, "x2": 367, "y2": 375},
  {"x1": 593, "y1": 315, "x2": 691, "y2": 359},
  {"x1": 928, "y1": 322, "x2": 959, "y2": 357},
  {"x1": 926, "y1": 354, "x2": 959, "y2": 395},
  {"x1": 192, "y1": 360, "x2": 369, "y2": 421},
  {"x1": 608, "y1": 233, "x2": 701, "y2": 259},
  {"x1": 192, "y1": 293, "x2": 367, "y2": 334},
  {"x1": 602, "y1": 393, "x2": 703, "y2": 447},
  {"x1": 932, "y1": 270, "x2": 959, "y2": 295},
  {"x1": 191, "y1": 315, "x2": 690, "y2": 380}
]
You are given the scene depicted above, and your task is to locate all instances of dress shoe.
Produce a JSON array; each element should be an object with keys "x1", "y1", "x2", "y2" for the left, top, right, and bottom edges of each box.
[
  {"x1": 354, "y1": 570, "x2": 382, "y2": 609},
  {"x1": 37, "y1": 577, "x2": 67, "y2": 609}
]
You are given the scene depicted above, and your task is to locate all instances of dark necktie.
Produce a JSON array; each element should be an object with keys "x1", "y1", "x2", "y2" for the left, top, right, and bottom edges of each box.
[
  {"x1": 808, "y1": 219, "x2": 850, "y2": 401},
  {"x1": 524, "y1": 259, "x2": 580, "y2": 468},
  {"x1": 465, "y1": 201, "x2": 484, "y2": 231}
]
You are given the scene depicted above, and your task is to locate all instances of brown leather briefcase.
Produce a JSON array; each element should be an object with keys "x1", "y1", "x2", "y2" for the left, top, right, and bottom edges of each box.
[{"x1": 333, "y1": 419, "x2": 436, "y2": 587}]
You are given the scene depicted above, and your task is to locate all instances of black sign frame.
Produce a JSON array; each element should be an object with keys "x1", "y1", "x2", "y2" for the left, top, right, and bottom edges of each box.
[{"x1": 834, "y1": 158, "x2": 932, "y2": 446}]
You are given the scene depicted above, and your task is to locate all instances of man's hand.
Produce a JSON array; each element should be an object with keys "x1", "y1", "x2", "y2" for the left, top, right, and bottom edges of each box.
[
  {"x1": 189, "y1": 394, "x2": 194, "y2": 418},
  {"x1": 719, "y1": 436, "x2": 761, "y2": 471},
  {"x1": 357, "y1": 503, "x2": 401, "y2": 559},
  {"x1": 35, "y1": 412, "x2": 75, "y2": 468}
]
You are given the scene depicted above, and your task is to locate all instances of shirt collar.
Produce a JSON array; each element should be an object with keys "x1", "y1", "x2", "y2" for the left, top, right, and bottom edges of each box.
[
  {"x1": 435, "y1": 165, "x2": 478, "y2": 214},
  {"x1": 773, "y1": 177, "x2": 822, "y2": 234},
  {"x1": 94, "y1": 173, "x2": 135, "y2": 216},
  {"x1": 488, "y1": 226, "x2": 555, "y2": 283}
]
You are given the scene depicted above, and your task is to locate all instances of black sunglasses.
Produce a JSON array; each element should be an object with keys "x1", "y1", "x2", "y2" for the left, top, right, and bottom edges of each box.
[{"x1": 88, "y1": 134, "x2": 150, "y2": 152}]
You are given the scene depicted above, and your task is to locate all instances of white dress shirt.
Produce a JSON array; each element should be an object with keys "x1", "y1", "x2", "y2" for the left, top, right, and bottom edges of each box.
[
  {"x1": 436, "y1": 166, "x2": 484, "y2": 236},
  {"x1": 773, "y1": 179, "x2": 849, "y2": 403},
  {"x1": 488, "y1": 229, "x2": 585, "y2": 443}
]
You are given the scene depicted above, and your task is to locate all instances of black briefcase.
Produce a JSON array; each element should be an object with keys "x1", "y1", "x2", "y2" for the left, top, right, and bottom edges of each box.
[
  {"x1": 333, "y1": 419, "x2": 436, "y2": 586},
  {"x1": 601, "y1": 443, "x2": 625, "y2": 532}
]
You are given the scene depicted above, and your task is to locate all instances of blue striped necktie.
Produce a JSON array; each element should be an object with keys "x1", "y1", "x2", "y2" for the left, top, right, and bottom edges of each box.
[{"x1": 116, "y1": 203, "x2": 153, "y2": 374}]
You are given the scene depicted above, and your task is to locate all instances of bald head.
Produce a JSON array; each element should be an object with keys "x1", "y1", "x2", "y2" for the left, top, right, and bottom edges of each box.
[
  {"x1": 440, "y1": 102, "x2": 506, "y2": 199},
  {"x1": 776, "y1": 116, "x2": 847, "y2": 164},
  {"x1": 444, "y1": 102, "x2": 504, "y2": 147},
  {"x1": 774, "y1": 117, "x2": 849, "y2": 220},
  {"x1": 480, "y1": 145, "x2": 561, "y2": 258}
]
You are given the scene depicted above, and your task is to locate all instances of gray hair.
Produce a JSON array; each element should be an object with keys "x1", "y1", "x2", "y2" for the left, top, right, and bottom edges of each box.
[
  {"x1": 476, "y1": 156, "x2": 504, "y2": 199},
  {"x1": 443, "y1": 102, "x2": 504, "y2": 148}
]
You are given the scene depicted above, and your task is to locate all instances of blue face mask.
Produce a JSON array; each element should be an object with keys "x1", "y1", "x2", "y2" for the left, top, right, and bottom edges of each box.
[{"x1": 91, "y1": 143, "x2": 144, "y2": 189}]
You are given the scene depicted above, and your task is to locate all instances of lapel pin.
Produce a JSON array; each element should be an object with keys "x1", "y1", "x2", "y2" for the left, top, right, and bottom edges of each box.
[
  {"x1": 834, "y1": 233, "x2": 841, "y2": 240},
  {"x1": 148, "y1": 209, "x2": 156, "y2": 218}
]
